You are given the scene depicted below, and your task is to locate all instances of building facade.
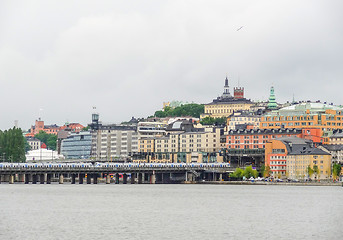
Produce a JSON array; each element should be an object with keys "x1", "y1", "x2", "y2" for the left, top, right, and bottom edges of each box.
[{"x1": 60, "y1": 131, "x2": 92, "y2": 159}]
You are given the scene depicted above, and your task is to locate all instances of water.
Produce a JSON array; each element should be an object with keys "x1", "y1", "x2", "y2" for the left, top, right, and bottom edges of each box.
[{"x1": 0, "y1": 184, "x2": 342, "y2": 239}]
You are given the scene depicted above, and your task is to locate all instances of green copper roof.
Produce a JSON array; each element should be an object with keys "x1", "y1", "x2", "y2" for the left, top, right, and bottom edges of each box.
[{"x1": 267, "y1": 86, "x2": 277, "y2": 109}]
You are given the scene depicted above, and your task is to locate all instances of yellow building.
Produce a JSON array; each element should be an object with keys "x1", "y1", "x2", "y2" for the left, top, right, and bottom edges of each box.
[
  {"x1": 201, "y1": 77, "x2": 253, "y2": 119},
  {"x1": 135, "y1": 120, "x2": 223, "y2": 163},
  {"x1": 265, "y1": 137, "x2": 332, "y2": 180}
]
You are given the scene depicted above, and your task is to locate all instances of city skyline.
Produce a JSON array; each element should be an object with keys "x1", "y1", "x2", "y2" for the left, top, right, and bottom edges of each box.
[{"x1": 1, "y1": 0, "x2": 342, "y2": 130}]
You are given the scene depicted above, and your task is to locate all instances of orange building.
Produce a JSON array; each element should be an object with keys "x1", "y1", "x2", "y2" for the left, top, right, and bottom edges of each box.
[
  {"x1": 60, "y1": 123, "x2": 85, "y2": 133},
  {"x1": 26, "y1": 119, "x2": 61, "y2": 137},
  {"x1": 225, "y1": 128, "x2": 321, "y2": 150},
  {"x1": 265, "y1": 137, "x2": 331, "y2": 180},
  {"x1": 260, "y1": 102, "x2": 343, "y2": 143}
]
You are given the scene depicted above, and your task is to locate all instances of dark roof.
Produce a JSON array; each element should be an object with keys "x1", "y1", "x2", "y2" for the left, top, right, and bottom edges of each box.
[
  {"x1": 321, "y1": 145, "x2": 343, "y2": 151},
  {"x1": 276, "y1": 137, "x2": 330, "y2": 155},
  {"x1": 166, "y1": 120, "x2": 195, "y2": 132}
]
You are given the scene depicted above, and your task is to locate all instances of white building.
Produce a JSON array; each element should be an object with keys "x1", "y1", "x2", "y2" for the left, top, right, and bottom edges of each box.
[{"x1": 25, "y1": 148, "x2": 64, "y2": 161}]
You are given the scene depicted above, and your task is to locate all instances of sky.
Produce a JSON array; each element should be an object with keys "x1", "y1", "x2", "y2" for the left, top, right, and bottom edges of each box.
[{"x1": 1, "y1": 0, "x2": 342, "y2": 130}]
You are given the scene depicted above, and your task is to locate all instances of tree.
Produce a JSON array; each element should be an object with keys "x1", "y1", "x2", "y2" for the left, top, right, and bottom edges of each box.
[
  {"x1": 200, "y1": 116, "x2": 227, "y2": 126},
  {"x1": 230, "y1": 168, "x2": 244, "y2": 180},
  {"x1": 307, "y1": 165, "x2": 314, "y2": 180},
  {"x1": 243, "y1": 166, "x2": 258, "y2": 178},
  {"x1": 332, "y1": 163, "x2": 342, "y2": 181},
  {"x1": 0, "y1": 127, "x2": 26, "y2": 162},
  {"x1": 264, "y1": 165, "x2": 271, "y2": 178},
  {"x1": 313, "y1": 165, "x2": 320, "y2": 181},
  {"x1": 154, "y1": 103, "x2": 204, "y2": 118},
  {"x1": 35, "y1": 131, "x2": 57, "y2": 151}
]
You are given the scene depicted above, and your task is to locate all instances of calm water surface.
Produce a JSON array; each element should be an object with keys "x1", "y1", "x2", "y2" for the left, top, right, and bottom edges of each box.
[{"x1": 0, "y1": 184, "x2": 342, "y2": 239}]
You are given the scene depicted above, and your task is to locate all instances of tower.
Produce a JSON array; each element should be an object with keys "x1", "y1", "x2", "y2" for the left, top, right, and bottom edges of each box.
[
  {"x1": 267, "y1": 86, "x2": 278, "y2": 110},
  {"x1": 222, "y1": 76, "x2": 231, "y2": 98},
  {"x1": 234, "y1": 87, "x2": 244, "y2": 99}
]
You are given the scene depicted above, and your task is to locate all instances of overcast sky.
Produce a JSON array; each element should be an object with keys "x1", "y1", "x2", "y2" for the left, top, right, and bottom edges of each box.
[{"x1": 1, "y1": 0, "x2": 342, "y2": 130}]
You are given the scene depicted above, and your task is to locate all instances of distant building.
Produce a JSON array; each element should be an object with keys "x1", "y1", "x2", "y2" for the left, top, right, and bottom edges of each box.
[
  {"x1": 201, "y1": 76, "x2": 253, "y2": 119},
  {"x1": 60, "y1": 131, "x2": 92, "y2": 159},
  {"x1": 260, "y1": 102, "x2": 343, "y2": 143},
  {"x1": 227, "y1": 112, "x2": 261, "y2": 130},
  {"x1": 60, "y1": 123, "x2": 85, "y2": 133},
  {"x1": 26, "y1": 118, "x2": 61, "y2": 137},
  {"x1": 25, "y1": 137, "x2": 41, "y2": 150}
]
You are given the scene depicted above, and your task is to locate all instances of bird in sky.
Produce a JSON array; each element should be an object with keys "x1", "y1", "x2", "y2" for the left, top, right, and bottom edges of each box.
[{"x1": 237, "y1": 26, "x2": 244, "y2": 31}]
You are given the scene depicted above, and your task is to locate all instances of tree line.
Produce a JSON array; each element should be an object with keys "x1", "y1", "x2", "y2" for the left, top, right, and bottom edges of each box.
[
  {"x1": 0, "y1": 127, "x2": 26, "y2": 162},
  {"x1": 154, "y1": 104, "x2": 204, "y2": 118}
]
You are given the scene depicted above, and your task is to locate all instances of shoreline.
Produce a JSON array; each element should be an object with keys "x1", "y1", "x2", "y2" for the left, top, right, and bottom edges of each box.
[{"x1": 190, "y1": 181, "x2": 343, "y2": 186}]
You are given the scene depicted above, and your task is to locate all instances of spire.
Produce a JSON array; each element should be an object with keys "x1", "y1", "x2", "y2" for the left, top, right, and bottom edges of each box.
[
  {"x1": 222, "y1": 76, "x2": 231, "y2": 98},
  {"x1": 267, "y1": 86, "x2": 278, "y2": 110}
]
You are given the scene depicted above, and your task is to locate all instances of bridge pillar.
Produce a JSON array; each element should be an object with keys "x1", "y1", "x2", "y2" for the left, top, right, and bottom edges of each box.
[
  {"x1": 47, "y1": 174, "x2": 51, "y2": 184},
  {"x1": 25, "y1": 174, "x2": 30, "y2": 184},
  {"x1": 32, "y1": 174, "x2": 37, "y2": 184},
  {"x1": 93, "y1": 173, "x2": 98, "y2": 184},
  {"x1": 115, "y1": 173, "x2": 120, "y2": 184},
  {"x1": 123, "y1": 174, "x2": 127, "y2": 184},
  {"x1": 106, "y1": 175, "x2": 111, "y2": 184},
  {"x1": 150, "y1": 172, "x2": 156, "y2": 184},
  {"x1": 39, "y1": 174, "x2": 44, "y2": 184},
  {"x1": 131, "y1": 173, "x2": 135, "y2": 184},
  {"x1": 9, "y1": 175, "x2": 14, "y2": 184},
  {"x1": 18, "y1": 174, "x2": 25, "y2": 183},
  {"x1": 3, "y1": 175, "x2": 9, "y2": 182},
  {"x1": 79, "y1": 174, "x2": 84, "y2": 184},
  {"x1": 213, "y1": 172, "x2": 217, "y2": 182},
  {"x1": 59, "y1": 174, "x2": 64, "y2": 184},
  {"x1": 87, "y1": 174, "x2": 91, "y2": 184},
  {"x1": 138, "y1": 173, "x2": 143, "y2": 184},
  {"x1": 71, "y1": 174, "x2": 76, "y2": 184}
]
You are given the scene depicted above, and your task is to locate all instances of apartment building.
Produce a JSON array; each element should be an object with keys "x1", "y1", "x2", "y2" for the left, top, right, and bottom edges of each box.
[
  {"x1": 136, "y1": 120, "x2": 223, "y2": 163},
  {"x1": 265, "y1": 137, "x2": 331, "y2": 180},
  {"x1": 260, "y1": 102, "x2": 343, "y2": 138}
]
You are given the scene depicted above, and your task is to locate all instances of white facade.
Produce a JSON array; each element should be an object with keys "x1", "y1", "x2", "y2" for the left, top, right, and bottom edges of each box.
[{"x1": 25, "y1": 148, "x2": 64, "y2": 161}]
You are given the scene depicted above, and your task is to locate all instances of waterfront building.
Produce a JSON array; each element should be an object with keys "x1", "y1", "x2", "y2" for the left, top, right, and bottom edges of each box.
[
  {"x1": 201, "y1": 77, "x2": 253, "y2": 119},
  {"x1": 89, "y1": 113, "x2": 138, "y2": 160},
  {"x1": 260, "y1": 102, "x2": 343, "y2": 143},
  {"x1": 60, "y1": 131, "x2": 92, "y2": 159},
  {"x1": 135, "y1": 120, "x2": 223, "y2": 163},
  {"x1": 265, "y1": 137, "x2": 331, "y2": 180},
  {"x1": 25, "y1": 144, "x2": 63, "y2": 161},
  {"x1": 25, "y1": 137, "x2": 41, "y2": 150}
]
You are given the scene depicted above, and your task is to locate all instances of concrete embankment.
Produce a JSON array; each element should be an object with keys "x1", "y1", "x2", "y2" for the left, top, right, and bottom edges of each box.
[{"x1": 188, "y1": 181, "x2": 342, "y2": 186}]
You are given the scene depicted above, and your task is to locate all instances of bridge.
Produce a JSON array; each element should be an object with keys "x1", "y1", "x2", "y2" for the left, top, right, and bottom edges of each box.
[{"x1": 0, "y1": 164, "x2": 233, "y2": 184}]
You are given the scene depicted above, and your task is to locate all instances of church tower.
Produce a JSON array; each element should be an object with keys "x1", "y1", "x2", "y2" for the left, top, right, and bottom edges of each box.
[
  {"x1": 222, "y1": 76, "x2": 231, "y2": 98},
  {"x1": 267, "y1": 86, "x2": 278, "y2": 110}
]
